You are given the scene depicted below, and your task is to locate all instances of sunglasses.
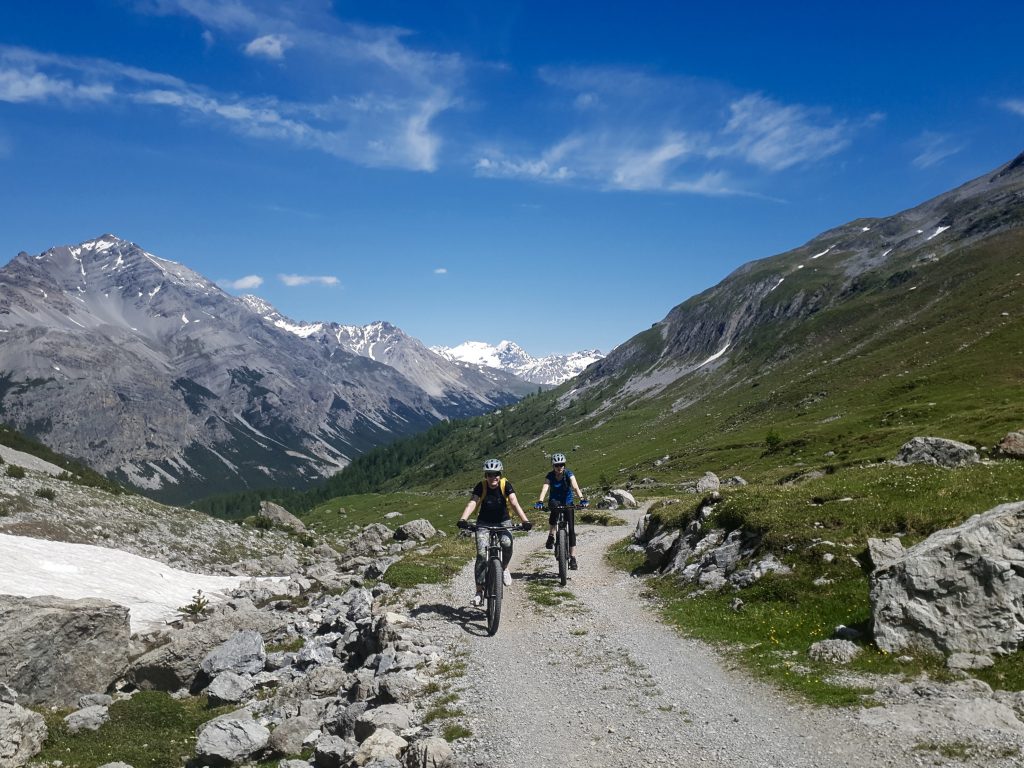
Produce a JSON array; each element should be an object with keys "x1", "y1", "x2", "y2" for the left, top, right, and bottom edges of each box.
[
  {"x1": 553, "y1": 464, "x2": 565, "y2": 468},
  {"x1": 485, "y1": 472, "x2": 501, "y2": 478}
]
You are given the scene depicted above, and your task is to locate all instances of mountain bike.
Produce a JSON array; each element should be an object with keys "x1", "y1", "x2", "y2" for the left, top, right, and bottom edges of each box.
[
  {"x1": 462, "y1": 522, "x2": 529, "y2": 636},
  {"x1": 549, "y1": 503, "x2": 584, "y2": 586}
]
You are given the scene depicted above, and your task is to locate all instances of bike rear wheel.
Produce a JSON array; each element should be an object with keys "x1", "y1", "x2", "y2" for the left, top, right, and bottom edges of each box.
[
  {"x1": 486, "y1": 556, "x2": 503, "y2": 635},
  {"x1": 556, "y1": 529, "x2": 568, "y2": 586}
]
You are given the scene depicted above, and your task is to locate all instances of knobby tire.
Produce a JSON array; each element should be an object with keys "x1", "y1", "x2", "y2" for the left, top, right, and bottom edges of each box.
[
  {"x1": 487, "y1": 556, "x2": 503, "y2": 636},
  {"x1": 556, "y1": 529, "x2": 568, "y2": 586}
]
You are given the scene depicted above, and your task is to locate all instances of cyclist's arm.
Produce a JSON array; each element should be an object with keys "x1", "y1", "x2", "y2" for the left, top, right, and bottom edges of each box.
[
  {"x1": 569, "y1": 476, "x2": 585, "y2": 501},
  {"x1": 507, "y1": 492, "x2": 531, "y2": 523},
  {"x1": 537, "y1": 482, "x2": 550, "y2": 504},
  {"x1": 459, "y1": 495, "x2": 480, "y2": 523}
]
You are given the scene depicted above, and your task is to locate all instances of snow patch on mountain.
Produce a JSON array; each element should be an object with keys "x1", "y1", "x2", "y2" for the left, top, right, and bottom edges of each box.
[{"x1": 432, "y1": 340, "x2": 603, "y2": 386}]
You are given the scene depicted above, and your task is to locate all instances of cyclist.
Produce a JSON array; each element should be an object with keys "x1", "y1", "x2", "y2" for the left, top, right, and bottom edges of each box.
[
  {"x1": 534, "y1": 453, "x2": 588, "y2": 570},
  {"x1": 457, "y1": 458, "x2": 532, "y2": 606}
]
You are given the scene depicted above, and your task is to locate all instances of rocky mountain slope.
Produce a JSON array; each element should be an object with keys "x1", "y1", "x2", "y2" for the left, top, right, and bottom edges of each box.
[
  {"x1": 574, "y1": 150, "x2": 1024, "y2": 410},
  {"x1": 431, "y1": 339, "x2": 604, "y2": 385},
  {"x1": 0, "y1": 237, "x2": 526, "y2": 503}
]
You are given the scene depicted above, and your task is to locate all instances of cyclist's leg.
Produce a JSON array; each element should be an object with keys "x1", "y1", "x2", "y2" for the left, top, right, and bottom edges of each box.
[
  {"x1": 568, "y1": 506, "x2": 578, "y2": 555},
  {"x1": 499, "y1": 521, "x2": 514, "y2": 569},
  {"x1": 474, "y1": 528, "x2": 489, "y2": 590},
  {"x1": 546, "y1": 506, "x2": 557, "y2": 547}
]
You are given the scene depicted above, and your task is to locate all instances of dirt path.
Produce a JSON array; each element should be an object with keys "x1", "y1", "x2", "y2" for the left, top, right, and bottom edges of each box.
[{"x1": 413, "y1": 506, "x2": 921, "y2": 768}]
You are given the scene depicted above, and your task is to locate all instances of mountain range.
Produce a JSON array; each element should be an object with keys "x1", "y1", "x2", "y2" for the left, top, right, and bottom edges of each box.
[
  {"x1": 0, "y1": 239, "x2": 534, "y2": 503},
  {"x1": 430, "y1": 340, "x2": 604, "y2": 386}
]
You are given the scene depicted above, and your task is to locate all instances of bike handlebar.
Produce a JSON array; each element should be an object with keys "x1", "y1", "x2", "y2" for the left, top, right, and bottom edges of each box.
[{"x1": 459, "y1": 522, "x2": 531, "y2": 533}]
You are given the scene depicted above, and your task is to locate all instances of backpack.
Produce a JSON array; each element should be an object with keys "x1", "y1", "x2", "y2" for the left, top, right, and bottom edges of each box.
[{"x1": 479, "y1": 477, "x2": 511, "y2": 510}]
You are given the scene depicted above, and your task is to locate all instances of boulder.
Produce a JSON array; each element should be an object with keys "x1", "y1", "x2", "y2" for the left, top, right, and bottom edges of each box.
[
  {"x1": 808, "y1": 639, "x2": 861, "y2": 664},
  {"x1": 63, "y1": 704, "x2": 110, "y2": 733},
  {"x1": 259, "y1": 501, "x2": 307, "y2": 532},
  {"x1": 354, "y1": 728, "x2": 408, "y2": 766},
  {"x1": 695, "y1": 472, "x2": 720, "y2": 493},
  {"x1": 870, "y1": 501, "x2": 1024, "y2": 655},
  {"x1": 0, "y1": 595, "x2": 130, "y2": 707},
  {"x1": 394, "y1": 519, "x2": 437, "y2": 542},
  {"x1": 354, "y1": 704, "x2": 413, "y2": 742},
  {"x1": 894, "y1": 436, "x2": 980, "y2": 468},
  {"x1": 201, "y1": 630, "x2": 267, "y2": 677},
  {"x1": 607, "y1": 489, "x2": 639, "y2": 509},
  {"x1": 195, "y1": 713, "x2": 271, "y2": 764},
  {"x1": 130, "y1": 609, "x2": 286, "y2": 691},
  {"x1": 997, "y1": 430, "x2": 1024, "y2": 459},
  {"x1": 404, "y1": 736, "x2": 453, "y2": 768},
  {"x1": 207, "y1": 671, "x2": 256, "y2": 705},
  {"x1": 268, "y1": 715, "x2": 320, "y2": 756},
  {"x1": 314, "y1": 734, "x2": 352, "y2": 768},
  {"x1": 0, "y1": 701, "x2": 47, "y2": 768}
]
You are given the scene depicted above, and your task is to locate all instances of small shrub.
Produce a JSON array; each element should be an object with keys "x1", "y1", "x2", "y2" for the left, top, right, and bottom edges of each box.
[
  {"x1": 764, "y1": 430, "x2": 783, "y2": 454},
  {"x1": 178, "y1": 590, "x2": 210, "y2": 617},
  {"x1": 34, "y1": 487, "x2": 56, "y2": 500},
  {"x1": 5, "y1": 464, "x2": 26, "y2": 479}
]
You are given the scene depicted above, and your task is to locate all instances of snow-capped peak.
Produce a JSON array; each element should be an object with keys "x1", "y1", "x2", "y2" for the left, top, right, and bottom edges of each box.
[{"x1": 432, "y1": 340, "x2": 603, "y2": 385}]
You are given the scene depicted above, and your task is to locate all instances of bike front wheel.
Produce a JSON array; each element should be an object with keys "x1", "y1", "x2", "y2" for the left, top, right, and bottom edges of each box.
[
  {"x1": 486, "y1": 556, "x2": 503, "y2": 635},
  {"x1": 556, "y1": 529, "x2": 568, "y2": 586}
]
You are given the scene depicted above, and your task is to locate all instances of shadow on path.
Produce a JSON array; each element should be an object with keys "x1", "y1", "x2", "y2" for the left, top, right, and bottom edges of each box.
[{"x1": 410, "y1": 601, "x2": 490, "y2": 637}]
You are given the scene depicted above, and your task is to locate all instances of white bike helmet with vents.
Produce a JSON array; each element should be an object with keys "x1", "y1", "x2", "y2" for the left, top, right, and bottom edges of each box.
[
  {"x1": 551, "y1": 453, "x2": 567, "y2": 465},
  {"x1": 483, "y1": 458, "x2": 503, "y2": 473}
]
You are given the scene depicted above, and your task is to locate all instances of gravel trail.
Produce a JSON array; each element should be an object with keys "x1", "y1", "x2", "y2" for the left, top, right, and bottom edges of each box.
[{"x1": 414, "y1": 506, "x2": 915, "y2": 768}]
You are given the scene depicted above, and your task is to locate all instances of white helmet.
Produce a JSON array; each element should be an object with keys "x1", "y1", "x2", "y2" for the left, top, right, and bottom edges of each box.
[
  {"x1": 551, "y1": 453, "x2": 566, "y2": 465},
  {"x1": 483, "y1": 458, "x2": 503, "y2": 473}
]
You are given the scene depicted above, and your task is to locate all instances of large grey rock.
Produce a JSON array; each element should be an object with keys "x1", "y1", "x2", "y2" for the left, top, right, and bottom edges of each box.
[
  {"x1": 314, "y1": 734, "x2": 352, "y2": 768},
  {"x1": 808, "y1": 639, "x2": 861, "y2": 665},
  {"x1": 195, "y1": 714, "x2": 271, "y2": 764},
  {"x1": 268, "y1": 715, "x2": 320, "y2": 757},
  {"x1": 607, "y1": 489, "x2": 638, "y2": 509},
  {"x1": 695, "y1": 472, "x2": 720, "y2": 493},
  {"x1": 895, "y1": 436, "x2": 980, "y2": 467},
  {"x1": 404, "y1": 736, "x2": 453, "y2": 768},
  {"x1": 259, "y1": 501, "x2": 307, "y2": 532},
  {"x1": 643, "y1": 530, "x2": 679, "y2": 570},
  {"x1": 206, "y1": 671, "x2": 256, "y2": 704},
  {"x1": 870, "y1": 501, "x2": 1024, "y2": 655},
  {"x1": 64, "y1": 704, "x2": 110, "y2": 733},
  {"x1": 354, "y1": 728, "x2": 407, "y2": 766},
  {"x1": 354, "y1": 704, "x2": 413, "y2": 743},
  {"x1": 998, "y1": 430, "x2": 1024, "y2": 459},
  {"x1": 201, "y1": 629, "x2": 267, "y2": 677},
  {"x1": 130, "y1": 609, "x2": 286, "y2": 691},
  {"x1": 0, "y1": 701, "x2": 47, "y2": 768},
  {"x1": 0, "y1": 594, "x2": 130, "y2": 707},
  {"x1": 393, "y1": 519, "x2": 437, "y2": 542}
]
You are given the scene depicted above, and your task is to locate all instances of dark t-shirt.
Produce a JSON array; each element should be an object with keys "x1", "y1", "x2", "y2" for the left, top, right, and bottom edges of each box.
[
  {"x1": 546, "y1": 469, "x2": 575, "y2": 505},
  {"x1": 472, "y1": 479, "x2": 516, "y2": 524}
]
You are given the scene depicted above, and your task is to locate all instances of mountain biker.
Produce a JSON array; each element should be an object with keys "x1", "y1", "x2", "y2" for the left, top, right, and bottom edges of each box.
[
  {"x1": 534, "y1": 453, "x2": 588, "y2": 570},
  {"x1": 457, "y1": 458, "x2": 532, "y2": 606}
]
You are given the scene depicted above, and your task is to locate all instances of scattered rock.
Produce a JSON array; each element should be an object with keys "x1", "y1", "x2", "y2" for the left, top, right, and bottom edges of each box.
[
  {"x1": 947, "y1": 653, "x2": 995, "y2": 671},
  {"x1": 195, "y1": 713, "x2": 271, "y2": 764},
  {"x1": 403, "y1": 736, "x2": 453, "y2": 768},
  {"x1": 808, "y1": 639, "x2": 861, "y2": 664},
  {"x1": 894, "y1": 436, "x2": 980, "y2": 468},
  {"x1": 394, "y1": 519, "x2": 438, "y2": 542},
  {"x1": 259, "y1": 501, "x2": 307, "y2": 532},
  {"x1": 997, "y1": 430, "x2": 1024, "y2": 459},
  {"x1": 0, "y1": 701, "x2": 48, "y2": 768},
  {"x1": 64, "y1": 704, "x2": 110, "y2": 734},
  {"x1": 871, "y1": 500, "x2": 1024, "y2": 655}
]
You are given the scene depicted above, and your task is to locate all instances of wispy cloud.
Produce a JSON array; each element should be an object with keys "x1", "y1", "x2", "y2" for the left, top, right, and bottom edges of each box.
[
  {"x1": 224, "y1": 275, "x2": 264, "y2": 290},
  {"x1": 910, "y1": 131, "x2": 965, "y2": 169},
  {"x1": 0, "y1": 0, "x2": 463, "y2": 173},
  {"x1": 433, "y1": 267, "x2": 447, "y2": 274},
  {"x1": 244, "y1": 34, "x2": 291, "y2": 60},
  {"x1": 279, "y1": 273, "x2": 339, "y2": 287},
  {"x1": 1001, "y1": 99, "x2": 1024, "y2": 117},
  {"x1": 473, "y1": 67, "x2": 862, "y2": 195}
]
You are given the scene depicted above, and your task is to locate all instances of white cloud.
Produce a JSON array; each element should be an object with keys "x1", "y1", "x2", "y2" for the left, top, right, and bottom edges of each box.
[
  {"x1": 225, "y1": 274, "x2": 264, "y2": 290},
  {"x1": 201, "y1": 30, "x2": 215, "y2": 49},
  {"x1": 722, "y1": 94, "x2": 849, "y2": 171},
  {"x1": 433, "y1": 268, "x2": 447, "y2": 274},
  {"x1": 910, "y1": 131, "x2": 965, "y2": 169},
  {"x1": 279, "y1": 274, "x2": 339, "y2": 287},
  {"x1": 0, "y1": 65, "x2": 114, "y2": 104},
  {"x1": 477, "y1": 67, "x2": 859, "y2": 195},
  {"x1": 1001, "y1": 99, "x2": 1024, "y2": 117},
  {"x1": 244, "y1": 34, "x2": 291, "y2": 60}
]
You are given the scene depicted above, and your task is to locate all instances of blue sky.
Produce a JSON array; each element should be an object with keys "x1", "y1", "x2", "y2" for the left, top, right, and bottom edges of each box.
[{"x1": 1, "y1": 1, "x2": 1022, "y2": 356}]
